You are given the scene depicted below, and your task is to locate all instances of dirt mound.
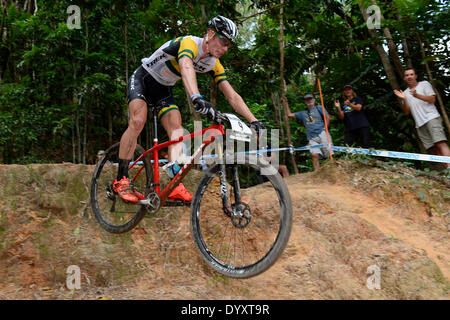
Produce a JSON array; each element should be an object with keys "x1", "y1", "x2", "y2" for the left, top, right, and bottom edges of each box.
[{"x1": 0, "y1": 160, "x2": 448, "y2": 299}]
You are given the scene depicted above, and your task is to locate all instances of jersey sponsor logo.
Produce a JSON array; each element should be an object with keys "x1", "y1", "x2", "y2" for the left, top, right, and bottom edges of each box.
[
  {"x1": 193, "y1": 61, "x2": 207, "y2": 72},
  {"x1": 147, "y1": 53, "x2": 168, "y2": 67}
]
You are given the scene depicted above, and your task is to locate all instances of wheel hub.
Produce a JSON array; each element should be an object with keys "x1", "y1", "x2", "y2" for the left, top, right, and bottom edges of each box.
[{"x1": 230, "y1": 202, "x2": 251, "y2": 228}]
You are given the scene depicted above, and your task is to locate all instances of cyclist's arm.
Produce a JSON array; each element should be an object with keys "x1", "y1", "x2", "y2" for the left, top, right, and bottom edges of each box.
[
  {"x1": 178, "y1": 37, "x2": 201, "y2": 98},
  {"x1": 219, "y1": 80, "x2": 257, "y2": 123},
  {"x1": 179, "y1": 57, "x2": 201, "y2": 97}
]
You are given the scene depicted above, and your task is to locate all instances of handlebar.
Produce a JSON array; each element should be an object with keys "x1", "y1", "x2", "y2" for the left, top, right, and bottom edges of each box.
[{"x1": 213, "y1": 110, "x2": 228, "y2": 125}]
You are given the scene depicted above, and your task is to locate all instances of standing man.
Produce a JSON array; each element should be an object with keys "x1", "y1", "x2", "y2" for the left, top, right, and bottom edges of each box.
[
  {"x1": 113, "y1": 16, "x2": 265, "y2": 203},
  {"x1": 287, "y1": 94, "x2": 333, "y2": 171},
  {"x1": 394, "y1": 68, "x2": 450, "y2": 168}
]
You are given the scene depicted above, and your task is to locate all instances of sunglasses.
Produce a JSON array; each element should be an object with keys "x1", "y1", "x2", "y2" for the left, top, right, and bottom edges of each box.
[{"x1": 214, "y1": 31, "x2": 233, "y2": 48}]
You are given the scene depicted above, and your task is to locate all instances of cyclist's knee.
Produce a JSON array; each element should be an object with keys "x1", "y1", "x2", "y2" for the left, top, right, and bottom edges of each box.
[
  {"x1": 168, "y1": 125, "x2": 184, "y2": 139},
  {"x1": 129, "y1": 117, "x2": 146, "y2": 132}
]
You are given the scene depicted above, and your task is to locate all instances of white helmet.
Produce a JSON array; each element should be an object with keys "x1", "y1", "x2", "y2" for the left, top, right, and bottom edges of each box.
[{"x1": 207, "y1": 15, "x2": 238, "y2": 44}]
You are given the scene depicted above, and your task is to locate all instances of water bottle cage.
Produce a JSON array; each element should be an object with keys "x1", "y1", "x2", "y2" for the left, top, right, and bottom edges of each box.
[{"x1": 163, "y1": 162, "x2": 181, "y2": 178}]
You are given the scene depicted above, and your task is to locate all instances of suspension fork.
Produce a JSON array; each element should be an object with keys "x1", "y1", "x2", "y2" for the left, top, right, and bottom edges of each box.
[
  {"x1": 216, "y1": 140, "x2": 230, "y2": 216},
  {"x1": 217, "y1": 141, "x2": 242, "y2": 216},
  {"x1": 232, "y1": 165, "x2": 242, "y2": 203}
]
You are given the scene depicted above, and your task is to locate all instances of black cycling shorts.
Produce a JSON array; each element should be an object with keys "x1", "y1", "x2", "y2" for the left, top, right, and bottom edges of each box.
[{"x1": 127, "y1": 65, "x2": 180, "y2": 119}]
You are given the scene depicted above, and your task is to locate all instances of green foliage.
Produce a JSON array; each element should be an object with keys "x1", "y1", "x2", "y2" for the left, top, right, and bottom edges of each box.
[{"x1": 0, "y1": 0, "x2": 448, "y2": 169}]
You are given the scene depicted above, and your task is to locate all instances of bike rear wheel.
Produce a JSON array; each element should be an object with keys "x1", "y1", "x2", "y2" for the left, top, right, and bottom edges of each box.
[
  {"x1": 90, "y1": 142, "x2": 152, "y2": 234},
  {"x1": 190, "y1": 154, "x2": 292, "y2": 278}
]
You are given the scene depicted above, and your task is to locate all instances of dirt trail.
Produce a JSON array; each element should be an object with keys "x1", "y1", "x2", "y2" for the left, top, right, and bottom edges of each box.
[
  {"x1": 285, "y1": 179, "x2": 450, "y2": 281},
  {"x1": 0, "y1": 161, "x2": 449, "y2": 299}
]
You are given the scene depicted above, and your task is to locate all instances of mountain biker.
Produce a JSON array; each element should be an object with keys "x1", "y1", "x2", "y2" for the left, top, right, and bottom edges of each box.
[{"x1": 113, "y1": 15, "x2": 265, "y2": 203}]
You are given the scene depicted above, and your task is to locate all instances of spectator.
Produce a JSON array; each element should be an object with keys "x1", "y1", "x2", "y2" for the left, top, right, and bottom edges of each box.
[
  {"x1": 97, "y1": 150, "x2": 105, "y2": 163},
  {"x1": 334, "y1": 85, "x2": 371, "y2": 148},
  {"x1": 394, "y1": 68, "x2": 450, "y2": 168},
  {"x1": 287, "y1": 94, "x2": 333, "y2": 171}
]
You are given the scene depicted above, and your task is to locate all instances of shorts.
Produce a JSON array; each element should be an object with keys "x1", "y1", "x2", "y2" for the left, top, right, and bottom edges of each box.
[
  {"x1": 127, "y1": 65, "x2": 180, "y2": 119},
  {"x1": 417, "y1": 117, "x2": 447, "y2": 150},
  {"x1": 309, "y1": 130, "x2": 334, "y2": 158}
]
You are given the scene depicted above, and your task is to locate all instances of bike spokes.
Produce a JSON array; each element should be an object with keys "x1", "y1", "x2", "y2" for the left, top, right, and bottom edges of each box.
[
  {"x1": 91, "y1": 143, "x2": 152, "y2": 234},
  {"x1": 191, "y1": 156, "x2": 292, "y2": 277}
]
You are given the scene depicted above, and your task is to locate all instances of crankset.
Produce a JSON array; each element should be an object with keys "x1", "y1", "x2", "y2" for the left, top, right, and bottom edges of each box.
[{"x1": 138, "y1": 192, "x2": 161, "y2": 214}]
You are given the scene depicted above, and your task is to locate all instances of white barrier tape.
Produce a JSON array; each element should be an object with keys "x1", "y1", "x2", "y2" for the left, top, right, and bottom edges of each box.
[
  {"x1": 209, "y1": 144, "x2": 450, "y2": 164},
  {"x1": 331, "y1": 146, "x2": 450, "y2": 164},
  {"x1": 123, "y1": 144, "x2": 450, "y2": 165}
]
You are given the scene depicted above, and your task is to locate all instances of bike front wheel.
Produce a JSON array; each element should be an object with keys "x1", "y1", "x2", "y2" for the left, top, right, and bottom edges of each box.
[{"x1": 190, "y1": 155, "x2": 292, "y2": 278}]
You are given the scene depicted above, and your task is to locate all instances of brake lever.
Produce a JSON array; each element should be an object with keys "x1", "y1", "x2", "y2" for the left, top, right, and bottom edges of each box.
[{"x1": 213, "y1": 111, "x2": 226, "y2": 125}]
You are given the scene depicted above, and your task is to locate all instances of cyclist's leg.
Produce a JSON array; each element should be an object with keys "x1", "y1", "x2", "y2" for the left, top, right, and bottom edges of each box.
[
  {"x1": 160, "y1": 107, "x2": 193, "y2": 201},
  {"x1": 113, "y1": 67, "x2": 149, "y2": 202},
  {"x1": 117, "y1": 67, "x2": 149, "y2": 180},
  {"x1": 119, "y1": 99, "x2": 148, "y2": 160},
  {"x1": 113, "y1": 100, "x2": 147, "y2": 202},
  {"x1": 160, "y1": 107, "x2": 183, "y2": 163}
]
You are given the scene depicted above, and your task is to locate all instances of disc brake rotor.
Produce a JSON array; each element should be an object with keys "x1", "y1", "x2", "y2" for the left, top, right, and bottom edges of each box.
[{"x1": 230, "y1": 202, "x2": 251, "y2": 228}]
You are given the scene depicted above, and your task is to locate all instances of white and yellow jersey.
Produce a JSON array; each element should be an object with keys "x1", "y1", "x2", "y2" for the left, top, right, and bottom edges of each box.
[{"x1": 141, "y1": 35, "x2": 227, "y2": 87}]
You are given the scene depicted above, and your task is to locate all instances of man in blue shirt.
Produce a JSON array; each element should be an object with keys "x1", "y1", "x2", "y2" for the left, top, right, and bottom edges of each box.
[{"x1": 288, "y1": 94, "x2": 333, "y2": 171}]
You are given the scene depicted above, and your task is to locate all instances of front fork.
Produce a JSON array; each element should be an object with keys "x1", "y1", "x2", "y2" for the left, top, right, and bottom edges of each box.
[{"x1": 217, "y1": 141, "x2": 241, "y2": 217}]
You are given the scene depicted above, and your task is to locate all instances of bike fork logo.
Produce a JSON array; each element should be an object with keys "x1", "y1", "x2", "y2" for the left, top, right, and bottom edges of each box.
[{"x1": 220, "y1": 176, "x2": 228, "y2": 196}]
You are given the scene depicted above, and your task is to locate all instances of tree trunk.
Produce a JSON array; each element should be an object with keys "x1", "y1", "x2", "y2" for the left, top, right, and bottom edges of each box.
[
  {"x1": 72, "y1": 126, "x2": 76, "y2": 163},
  {"x1": 210, "y1": 78, "x2": 217, "y2": 106},
  {"x1": 415, "y1": 30, "x2": 450, "y2": 135},
  {"x1": 397, "y1": 15, "x2": 413, "y2": 69},
  {"x1": 108, "y1": 108, "x2": 113, "y2": 146},
  {"x1": 279, "y1": 0, "x2": 298, "y2": 174},
  {"x1": 270, "y1": 91, "x2": 286, "y2": 164},
  {"x1": 124, "y1": 11, "x2": 129, "y2": 93},
  {"x1": 0, "y1": 1, "x2": 7, "y2": 42},
  {"x1": 382, "y1": 26, "x2": 404, "y2": 79},
  {"x1": 83, "y1": 106, "x2": 87, "y2": 164},
  {"x1": 288, "y1": 79, "x2": 305, "y2": 97},
  {"x1": 185, "y1": 91, "x2": 200, "y2": 121},
  {"x1": 359, "y1": 3, "x2": 400, "y2": 91},
  {"x1": 76, "y1": 108, "x2": 81, "y2": 164}
]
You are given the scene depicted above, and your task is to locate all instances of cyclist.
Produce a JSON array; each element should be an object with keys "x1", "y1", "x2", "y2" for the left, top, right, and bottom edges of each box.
[{"x1": 113, "y1": 15, "x2": 265, "y2": 203}]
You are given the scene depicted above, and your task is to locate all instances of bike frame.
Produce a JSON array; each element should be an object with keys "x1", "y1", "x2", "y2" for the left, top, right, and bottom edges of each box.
[{"x1": 128, "y1": 107, "x2": 226, "y2": 206}]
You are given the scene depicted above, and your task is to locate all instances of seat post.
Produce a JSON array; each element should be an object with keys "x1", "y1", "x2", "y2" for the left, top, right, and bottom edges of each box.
[{"x1": 152, "y1": 106, "x2": 158, "y2": 143}]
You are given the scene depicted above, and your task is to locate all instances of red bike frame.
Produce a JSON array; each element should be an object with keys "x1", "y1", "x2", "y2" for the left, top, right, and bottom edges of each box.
[{"x1": 128, "y1": 123, "x2": 225, "y2": 205}]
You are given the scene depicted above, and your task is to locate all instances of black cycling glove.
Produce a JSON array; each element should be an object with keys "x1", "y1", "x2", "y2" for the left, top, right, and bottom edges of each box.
[
  {"x1": 250, "y1": 121, "x2": 266, "y2": 136},
  {"x1": 192, "y1": 97, "x2": 216, "y2": 120}
]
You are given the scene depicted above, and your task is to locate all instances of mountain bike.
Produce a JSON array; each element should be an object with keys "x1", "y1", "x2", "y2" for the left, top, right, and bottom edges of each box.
[{"x1": 90, "y1": 106, "x2": 292, "y2": 278}]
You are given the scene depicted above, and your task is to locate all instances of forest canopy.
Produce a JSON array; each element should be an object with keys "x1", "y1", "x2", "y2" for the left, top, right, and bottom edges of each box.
[{"x1": 0, "y1": 0, "x2": 449, "y2": 171}]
